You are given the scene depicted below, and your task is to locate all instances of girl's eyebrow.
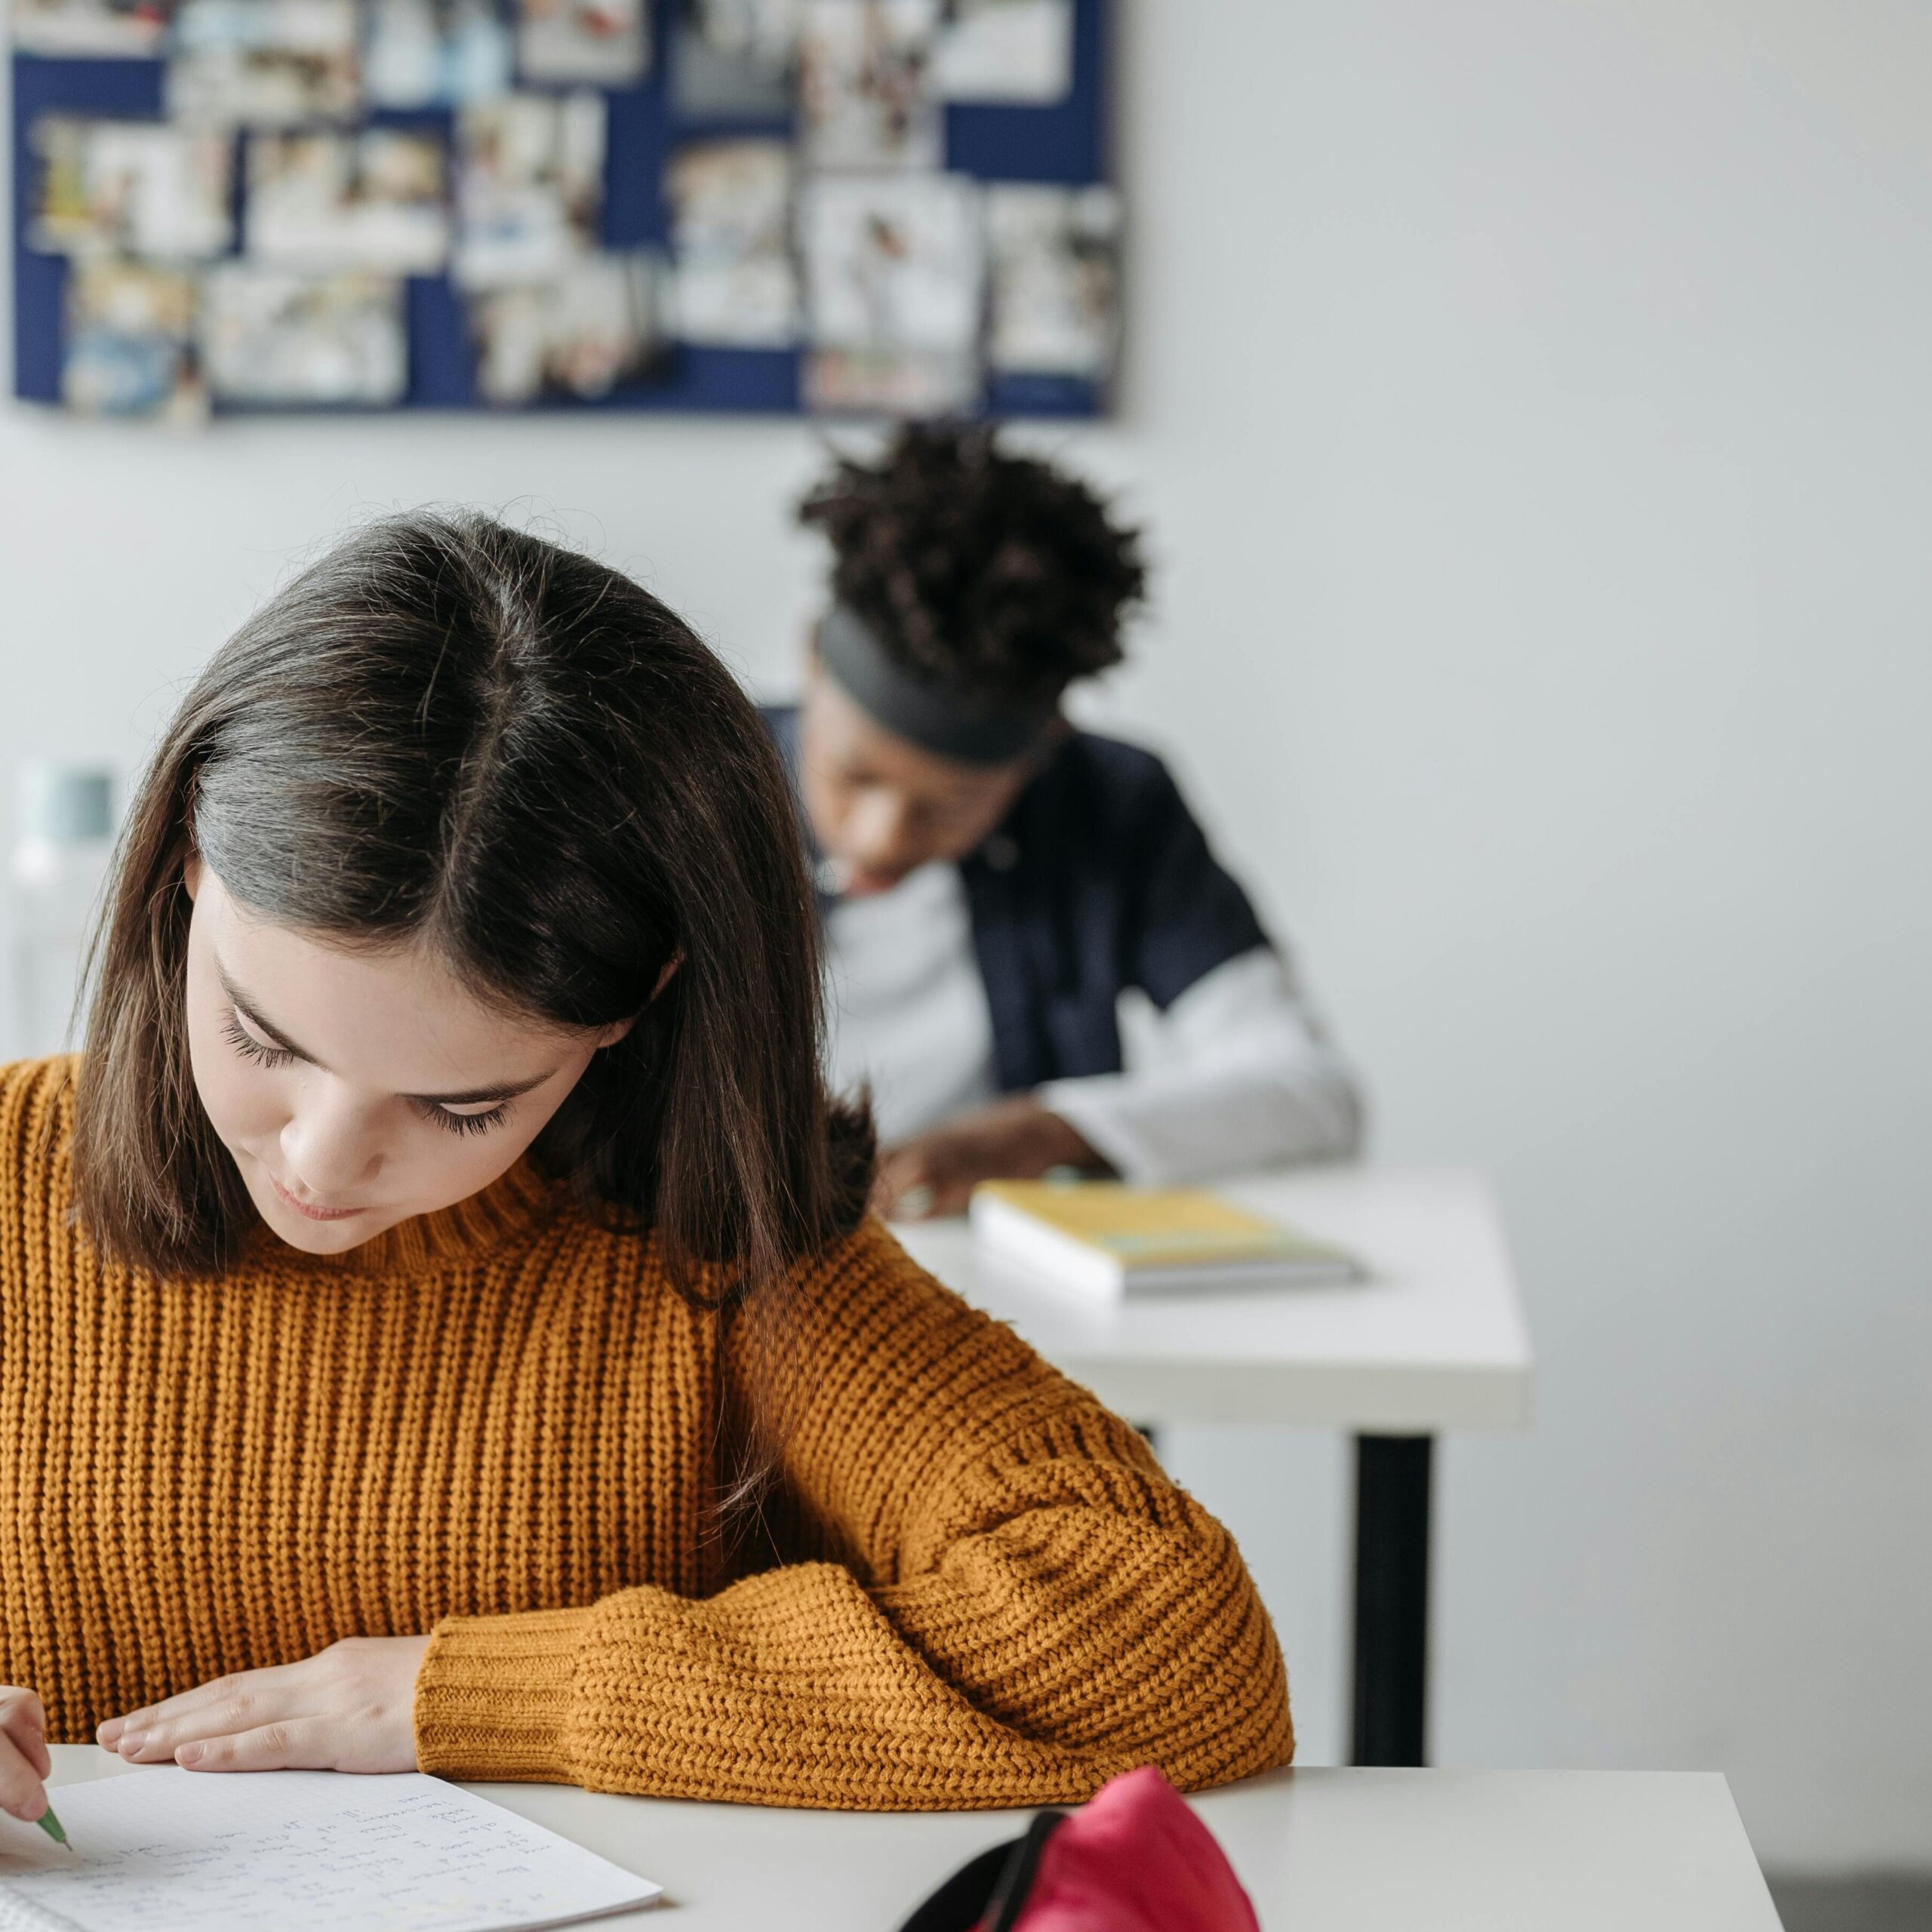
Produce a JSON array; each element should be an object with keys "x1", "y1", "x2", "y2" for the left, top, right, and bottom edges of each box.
[{"x1": 216, "y1": 965, "x2": 557, "y2": 1106}]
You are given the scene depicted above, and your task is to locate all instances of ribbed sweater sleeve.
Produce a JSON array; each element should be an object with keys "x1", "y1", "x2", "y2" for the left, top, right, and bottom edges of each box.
[{"x1": 414, "y1": 1223, "x2": 1294, "y2": 1810}]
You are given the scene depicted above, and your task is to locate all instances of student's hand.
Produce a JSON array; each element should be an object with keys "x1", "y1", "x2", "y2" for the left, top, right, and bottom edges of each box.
[
  {"x1": 96, "y1": 1636, "x2": 430, "y2": 1775},
  {"x1": 875, "y1": 1097, "x2": 1109, "y2": 1220},
  {"x1": 1, "y1": 1685, "x2": 54, "y2": 1826}
]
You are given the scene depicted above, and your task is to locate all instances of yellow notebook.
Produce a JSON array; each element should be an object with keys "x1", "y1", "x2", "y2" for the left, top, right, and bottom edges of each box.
[{"x1": 969, "y1": 1180, "x2": 1364, "y2": 1298}]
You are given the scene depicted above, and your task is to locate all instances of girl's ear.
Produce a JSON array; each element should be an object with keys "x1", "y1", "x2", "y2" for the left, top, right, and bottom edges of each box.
[
  {"x1": 183, "y1": 850, "x2": 204, "y2": 902},
  {"x1": 596, "y1": 953, "x2": 682, "y2": 1050}
]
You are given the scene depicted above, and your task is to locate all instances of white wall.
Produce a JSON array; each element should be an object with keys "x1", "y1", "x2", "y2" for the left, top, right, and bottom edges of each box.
[{"x1": 5, "y1": 0, "x2": 1930, "y2": 1872}]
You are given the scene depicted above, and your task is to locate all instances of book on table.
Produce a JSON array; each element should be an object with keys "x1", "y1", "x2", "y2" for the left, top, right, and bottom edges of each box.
[
  {"x1": 968, "y1": 1179, "x2": 1365, "y2": 1298},
  {"x1": 0, "y1": 1767, "x2": 660, "y2": 1932}
]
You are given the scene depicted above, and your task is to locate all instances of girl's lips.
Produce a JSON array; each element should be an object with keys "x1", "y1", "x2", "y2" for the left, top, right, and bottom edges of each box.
[{"x1": 266, "y1": 1170, "x2": 365, "y2": 1222}]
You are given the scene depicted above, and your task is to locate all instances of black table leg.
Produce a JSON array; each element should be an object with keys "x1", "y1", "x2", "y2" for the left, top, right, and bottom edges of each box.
[{"x1": 1349, "y1": 1433, "x2": 1434, "y2": 1767}]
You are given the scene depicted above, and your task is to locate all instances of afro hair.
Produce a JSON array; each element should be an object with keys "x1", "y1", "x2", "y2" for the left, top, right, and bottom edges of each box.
[{"x1": 798, "y1": 423, "x2": 1146, "y2": 708}]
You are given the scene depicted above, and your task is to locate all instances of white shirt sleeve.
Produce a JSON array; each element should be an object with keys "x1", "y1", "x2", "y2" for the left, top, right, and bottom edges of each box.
[{"x1": 1035, "y1": 946, "x2": 1366, "y2": 1183}]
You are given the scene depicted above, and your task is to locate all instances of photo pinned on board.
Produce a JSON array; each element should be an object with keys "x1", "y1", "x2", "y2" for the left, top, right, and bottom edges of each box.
[
  {"x1": 245, "y1": 130, "x2": 451, "y2": 275},
  {"x1": 672, "y1": 0, "x2": 797, "y2": 118},
  {"x1": 931, "y1": 0, "x2": 1072, "y2": 103},
  {"x1": 469, "y1": 250, "x2": 668, "y2": 405},
  {"x1": 199, "y1": 263, "x2": 408, "y2": 405},
  {"x1": 804, "y1": 343, "x2": 976, "y2": 414},
  {"x1": 365, "y1": 0, "x2": 513, "y2": 109},
  {"x1": 10, "y1": 0, "x2": 176, "y2": 56},
  {"x1": 167, "y1": 0, "x2": 362, "y2": 127},
  {"x1": 690, "y1": 0, "x2": 799, "y2": 74},
  {"x1": 799, "y1": 171, "x2": 982, "y2": 352},
  {"x1": 61, "y1": 260, "x2": 205, "y2": 421},
  {"x1": 798, "y1": 0, "x2": 940, "y2": 172},
  {"x1": 799, "y1": 170, "x2": 981, "y2": 413},
  {"x1": 515, "y1": 0, "x2": 650, "y2": 87},
  {"x1": 668, "y1": 140, "x2": 798, "y2": 347},
  {"x1": 453, "y1": 91, "x2": 606, "y2": 289},
  {"x1": 29, "y1": 115, "x2": 234, "y2": 260},
  {"x1": 986, "y1": 182, "x2": 1118, "y2": 377}
]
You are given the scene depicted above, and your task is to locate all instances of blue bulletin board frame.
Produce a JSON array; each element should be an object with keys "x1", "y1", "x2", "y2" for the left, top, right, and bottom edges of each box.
[{"x1": 11, "y1": 0, "x2": 1112, "y2": 417}]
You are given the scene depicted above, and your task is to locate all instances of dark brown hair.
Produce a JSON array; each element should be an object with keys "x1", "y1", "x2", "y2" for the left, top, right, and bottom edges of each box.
[
  {"x1": 72, "y1": 512, "x2": 872, "y2": 1332},
  {"x1": 797, "y1": 421, "x2": 1146, "y2": 706}
]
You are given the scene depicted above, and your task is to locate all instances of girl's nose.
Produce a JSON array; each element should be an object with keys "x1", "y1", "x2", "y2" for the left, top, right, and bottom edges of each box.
[{"x1": 279, "y1": 1095, "x2": 383, "y2": 1201}]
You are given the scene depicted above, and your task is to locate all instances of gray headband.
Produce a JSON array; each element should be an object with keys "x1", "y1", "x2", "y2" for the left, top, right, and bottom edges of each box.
[{"x1": 817, "y1": 604, "x2": 1055, "y2": 766}]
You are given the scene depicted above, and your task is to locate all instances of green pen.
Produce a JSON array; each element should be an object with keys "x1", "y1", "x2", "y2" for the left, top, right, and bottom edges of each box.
[{"x1": 35, "y1": 1804, "x2": 69, "y2": 1850}]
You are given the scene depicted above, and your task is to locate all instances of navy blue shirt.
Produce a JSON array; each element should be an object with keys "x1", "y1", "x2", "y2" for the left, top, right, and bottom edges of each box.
[{"x1": 765, "y1": 707, "x2": 1272, "y2": 1094}]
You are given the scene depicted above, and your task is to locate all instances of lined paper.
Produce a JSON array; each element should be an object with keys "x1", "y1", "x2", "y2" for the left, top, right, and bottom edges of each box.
[{"x1": 0, "y1": 1768, "x2": 660, "y2": 1932}]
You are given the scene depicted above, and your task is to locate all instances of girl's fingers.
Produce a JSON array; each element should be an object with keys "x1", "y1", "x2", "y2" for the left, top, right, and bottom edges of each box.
[
  {"x1": 0, "y1": 1689, "x2": 51, "y2": 1783},
  {"x1": 100, "y1": 1663, "x2": 305, "y2": 1754},
  {"x1": 104, "y1": 1670, "x2": 310, "y2": 1763},
  {"x1": 0, "y1": 1727, "x2": 49, "y2": 1823},
  {"x1": 174, "y1": 1719, "x2": 326, "y2": 1773},
  {"x1": 0, "y1": 1693, "x2": 49, "y2": 1771},
  {"x1": 873, "y1": 1151, "x2": 935, "y2": 1217},
  {"x1": 923, "y1": 1171, "x2": 974, "y2": 1217}
]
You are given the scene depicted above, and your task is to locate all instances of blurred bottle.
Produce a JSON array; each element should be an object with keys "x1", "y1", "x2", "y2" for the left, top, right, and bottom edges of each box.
[{"x1": 6, "y1": 764, "x2": 117, "y2": 1060}]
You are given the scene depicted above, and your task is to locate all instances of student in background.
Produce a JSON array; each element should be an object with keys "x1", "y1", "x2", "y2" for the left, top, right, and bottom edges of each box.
[
  {"x1": 775, "y1": 424, "x2": 1364, "y2": 1220},
  {"x1": 0, "y1": 512, "x2": 1291, "y2": 1828}
]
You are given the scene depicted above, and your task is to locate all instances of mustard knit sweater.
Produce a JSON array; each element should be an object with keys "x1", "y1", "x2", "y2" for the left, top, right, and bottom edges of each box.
[{"x1": 0, "y1": 1057, "x2": 1291, "y2": 1810}]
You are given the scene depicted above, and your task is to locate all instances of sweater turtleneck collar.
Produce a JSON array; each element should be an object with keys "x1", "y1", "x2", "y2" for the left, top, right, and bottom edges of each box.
[{"x1": 242, "y1": 1155, "x2": 567, "y2": 1278}]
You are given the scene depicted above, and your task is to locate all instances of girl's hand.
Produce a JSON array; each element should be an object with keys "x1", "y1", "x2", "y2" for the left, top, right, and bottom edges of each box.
[
  {"x1": 874, "y1": 1097, "x2": 1107, "y2": 1220},
  {"x1": 1, "y1": 1686, "x2": 54, "y2": 1824},
  {"x1": 96, "y1": 1637, "x2": 430, "y2": 1774}
]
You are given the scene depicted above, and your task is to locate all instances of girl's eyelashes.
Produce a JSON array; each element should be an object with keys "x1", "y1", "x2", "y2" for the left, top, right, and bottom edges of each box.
[
  {"x1": 223, "y1": 1009, "x2": 296, "y2": 1070},
  {"x1": 411, "y1": 1098, "x2": 511, "y2": 1139},
  {"x1": 226, "y1": 1005, "x2": 509, "y2": 1137}
]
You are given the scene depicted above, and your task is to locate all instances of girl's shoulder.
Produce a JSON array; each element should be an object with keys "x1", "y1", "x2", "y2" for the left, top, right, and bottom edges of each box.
[
  {"x1": 0, "y1": 1054, "x2": 78, "y2": 1142},
  {"x1": 784, "y1": 1213, "x2": 1038, "y2": 1372},
  {"x1": 0, "y1": 1055, "x2": 79, "y2": 1219}
]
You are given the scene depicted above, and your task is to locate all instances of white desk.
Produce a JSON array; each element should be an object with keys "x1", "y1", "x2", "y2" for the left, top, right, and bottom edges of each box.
[
  {"x1": 891, "y1": 1167, "x2": 1534, "y2": 1768},
  {"x1": 892, "y1": 1167, "x2": 1531, "y2": 1432},
  {"x1": 45, "y1": 1749, "x2": 1780, "y2": 1930}
]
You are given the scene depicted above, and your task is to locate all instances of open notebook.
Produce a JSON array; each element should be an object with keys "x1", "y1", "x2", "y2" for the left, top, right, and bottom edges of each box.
[{"x1": 0, "y1": 1768, "x2": 660, "y2": 1932}]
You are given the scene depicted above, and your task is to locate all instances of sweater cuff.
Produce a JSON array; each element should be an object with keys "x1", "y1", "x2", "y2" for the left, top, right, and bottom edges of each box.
[{"x1": 414, "y1": 1603, "x2": 595, "y2": 1783}]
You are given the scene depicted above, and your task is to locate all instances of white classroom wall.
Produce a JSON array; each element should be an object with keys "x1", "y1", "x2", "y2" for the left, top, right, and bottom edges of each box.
[{"x1": 2, "y1": 0, "x2": 1928, "y2": 1872}]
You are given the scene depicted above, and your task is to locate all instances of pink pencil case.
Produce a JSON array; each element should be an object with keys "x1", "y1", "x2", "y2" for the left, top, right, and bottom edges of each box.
[{"x1": 895, "y1": 1764, "x2": 1262, "y2": 1932}]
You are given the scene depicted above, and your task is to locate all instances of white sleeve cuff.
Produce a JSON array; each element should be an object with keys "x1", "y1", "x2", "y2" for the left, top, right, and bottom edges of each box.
[{"x1": 1035, "y1": 947, "x2": 1367, "y2": 1183}]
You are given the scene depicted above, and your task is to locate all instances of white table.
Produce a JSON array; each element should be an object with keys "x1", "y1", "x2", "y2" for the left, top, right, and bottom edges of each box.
[
  {"x1": 892, "y1": 1167, "x2": 1534, "y2": 1768},
  {"x1": 45, "y1": 1749, "x2": 1782, "y2": 1930}
]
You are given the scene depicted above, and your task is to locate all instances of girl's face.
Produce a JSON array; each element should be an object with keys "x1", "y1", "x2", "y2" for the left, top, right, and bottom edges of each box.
[
  {"x1": 183, "y1": 860, "x2": 630, "y2": 1257},
  {"x1": 798, "y1": 661, "x2": 1036, "y2": 897}
]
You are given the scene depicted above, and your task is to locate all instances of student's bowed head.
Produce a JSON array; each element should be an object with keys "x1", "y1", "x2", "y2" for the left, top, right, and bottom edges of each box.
[
  {"x1": 784, "y1": 425, "x2": 1363, "y2": 1221},
  {"x1": 0, "y1": 510, "x2": 1292, "y2": 1821}
]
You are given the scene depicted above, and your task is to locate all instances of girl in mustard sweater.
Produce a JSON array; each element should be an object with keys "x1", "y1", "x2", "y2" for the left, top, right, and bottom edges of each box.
[{"x1": 0, "y1": 513, "x2": 1291, "y2": 1824}]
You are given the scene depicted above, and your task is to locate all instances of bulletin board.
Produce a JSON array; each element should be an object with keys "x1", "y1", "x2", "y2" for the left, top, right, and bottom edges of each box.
[{"x1": 10, "y1": 0, "x2": 1115, "y2": 420}]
